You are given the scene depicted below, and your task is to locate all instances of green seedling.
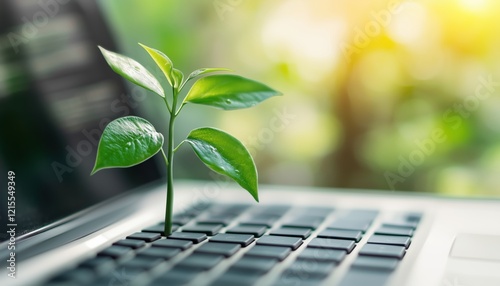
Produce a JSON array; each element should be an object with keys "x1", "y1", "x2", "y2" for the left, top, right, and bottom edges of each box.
[{"x1": 91, "y1": 43, "x2": 281, "y2": 235}]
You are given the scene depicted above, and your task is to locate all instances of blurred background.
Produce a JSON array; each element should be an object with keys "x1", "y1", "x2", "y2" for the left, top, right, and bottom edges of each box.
[
  {"x1": 99, "y1": 0, "x2": 500, "y2": 196},
  {"x1": 2, "y1": 0, "x2": 500, "y2": 201}
]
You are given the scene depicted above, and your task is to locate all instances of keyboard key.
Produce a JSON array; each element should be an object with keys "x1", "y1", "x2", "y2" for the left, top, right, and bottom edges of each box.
[
  {"x1": 317, "y1": 229, "x2": 362, "y2": 242},
  {"x1": 197, "y1": 216, "x2": 234, "y2": 225},
  {"x1": 226, "y1": 266, "x2": 266, "y2": 277},
  {"x1": 137, "y1": 247, "x2": 181, "y2": 260},
  {"x1": 338, "y1": 268, "x2": 391, "y2": 286},
  {"x1": 282, "y1": 216, "x2": 324, "y2": 229},
  {"x1": 195, "y1": 242, "x2": 241, "y2": 257},
  {"x1": 149, "y1": 269, "x2": 197, "y2": 286},
  {"x1": 177, "y1": 254, "x2": 224, "y2": 270},
  {"x1": 287, "y1": 259, "x2": 335, "y2": 276},
  {"x1": 359, "y1": 244, "x2": 406, "y2": 259},
  {"x1": 308, "y1": 238, "x2": 356, "y2": 253},
  {"x1": 181, "y1": 224, "x2": 223, "y2": 236},
  {"x1": 189, "y1": 202, "x2": 212, "y2": 213},
  {"x1": 257, "y1": 235, "x2": 303, "y2": 250},
  {"x1": 95, "y1": 267, "x2": 145, "y2": 285},
  {"x1": 368, "y1": 235, "x2": 411, "y2": 248},
  {"x1": 344, "y1": 209, "x2": 379, "y2": 220},
  {"x1": 127, "y1": 232, "x2": 161, "y2": 242},
  {"x1": 152, "y1": 238, "x2": 193, "y2": 250},
  {"x1": 113, "y1": 239, "x2": 146, "y2": 249},
  {"x1": 375, "y1": 226, "x2": 414, "y2": 237},
  {"x1": 250, "y1": 205, "x2": 290, "y2": 216},
  {"x1": 405, "y1": 212, "x2": 422, "y2": 222},
  {"x1": 295, "y1": 206, "x2": 334, "y2": 217},
  {"x1": 239, "y1": 214, "x2": 281, "y2": 227},
  {"x1": 298, "y1": 247, "x2": 346, "y2": 263},
  {"x1": 246, "y1": 245, "x2": 291, "y2": 261},
  {"x1": 182, "y1": 207, "x2": 207, "y2": 217},
  {"x1": 79, "y1": 257, "x2": 115, "y2": 275},
  {"x1": 142, "y1": 224, "x2": 178, "y2": 235},
  {"x1": 270, "y1": 227, "x2": 312, "y2": 239},
  {"x1": 121, "y1": 257, "x2": 163, "y2": 270},
  {"x1": 172, "y1": 215, "x2": 193, "y2": 225},
  {"x1": 211, "y1": 269, "x2": 262, "y2": 286},
  {"x1": 208, "y1": 203, "x2": 250, "y2": 216},
  {"x1": 48, "y1": 268, "x2": 95, "y2": 285},
  {"x1": 168, "y1": 232, "x2": 207, "y2": 243},
  {"x1": 352, "y1": 256, "x2": 399, "y2": 270},
  {"x1": 98, "y1": 245, "x2": 133, "y2": 259},
  {"x1": 278, "y1": 268, "x2": 328, "y2": 286},
  {"x1": 46, "y1": 268, "x2": 96, "y2": 285},
  {"x1": 210, "y1": 233, "x2": 255, "y2": 246},
  {"x1": 381, "y1": 219, "x2": 418, "y2": 229},
  {"x1": 232, "y1": 256, "x2": 278, "y2": 273},
  {"x1": 328, "y1": 219, "x2": 371, "y2": 232},
  {"x1": 226, "y1": 225, "x2": 267, "y2": 237}
]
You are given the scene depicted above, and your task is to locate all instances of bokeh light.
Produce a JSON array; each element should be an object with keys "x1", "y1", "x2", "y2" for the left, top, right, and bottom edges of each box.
[{"x1": 102, "y1": 0, "x2": 500, "y2": 196}]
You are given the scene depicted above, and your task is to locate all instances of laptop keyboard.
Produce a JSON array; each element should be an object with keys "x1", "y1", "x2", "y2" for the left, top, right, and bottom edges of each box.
[{"x1": 44, "y1": 203, "x2": 422, "y2": 286}]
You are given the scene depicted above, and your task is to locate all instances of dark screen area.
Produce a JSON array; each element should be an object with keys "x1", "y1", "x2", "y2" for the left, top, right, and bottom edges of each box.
[{"x1": 0, "y1": 0, "x2": 162, "y2": 242}]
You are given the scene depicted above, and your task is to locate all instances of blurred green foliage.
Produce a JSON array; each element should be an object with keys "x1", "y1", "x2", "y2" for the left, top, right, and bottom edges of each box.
[{"x1": 101, "y1": 0, "x2": 500, "y2": 197}]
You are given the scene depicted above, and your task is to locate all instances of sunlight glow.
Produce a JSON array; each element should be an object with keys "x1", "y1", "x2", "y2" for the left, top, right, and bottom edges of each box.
[
  {"x1": 459, "y1": 0, "x2": 489, "y2": 12},
  {"x1": 388, "y1": 2, "x2": 427, "y2": 46},
  {"x1": 261, "y1": 1, "x2": 344, "y2": 82}
]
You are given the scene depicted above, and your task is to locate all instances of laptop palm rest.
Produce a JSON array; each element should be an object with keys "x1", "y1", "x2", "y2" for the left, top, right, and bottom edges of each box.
[
  {"x1": 450, "y1": 233, "x2": 500, "y2": 261},
  {"x1": 441, "y1": 234, "x2": 500, "y2": 286}
]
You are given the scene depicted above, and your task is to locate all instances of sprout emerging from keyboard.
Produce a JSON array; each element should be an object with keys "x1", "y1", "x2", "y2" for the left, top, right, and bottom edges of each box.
[{"x1": 91, "y1": 44, "x2": 281, "y2": 235}]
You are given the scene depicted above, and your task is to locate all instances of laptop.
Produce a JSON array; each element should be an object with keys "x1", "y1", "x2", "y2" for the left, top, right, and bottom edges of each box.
[{"x1": 1, "y1": 0, "x2": 500, "y2": 285}]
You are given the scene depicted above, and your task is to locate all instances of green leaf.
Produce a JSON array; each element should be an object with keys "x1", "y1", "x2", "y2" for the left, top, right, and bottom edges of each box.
[
  {"x1": 91, "y1": 116, "x2": 164, "y2": 175},
  {"x1": 98, "y1": 46, "x2": 165, "y2": 98},
  {"x1": 172, "y1": 68, "x2": 184, "y2": 89},
  {"x1": 186, "y1": 127, "x2": 258, "y2": 202},
  {"x1": 184, "y1": 74, "x2": 281, "y2": 110},
  {"x1": 186, "y1": 68, "x2": 232, "y2": 82},
  {"x1": 139, "y1": 43, "x2": 175, "y2": 88}
]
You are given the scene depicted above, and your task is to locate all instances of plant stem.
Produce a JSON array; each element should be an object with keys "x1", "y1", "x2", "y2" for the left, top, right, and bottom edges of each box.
[
  {"x1": 160, "y1": 148, "x2": 168, "y2": 166},
  {"x1": 164, "y1": 89, "x2": 178, "y2": 236}
]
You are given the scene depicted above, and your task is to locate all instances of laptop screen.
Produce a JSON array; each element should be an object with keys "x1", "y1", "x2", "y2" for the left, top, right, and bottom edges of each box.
[{"x1": 0, "y1": 0, "x2": 162, "y2": 242}]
